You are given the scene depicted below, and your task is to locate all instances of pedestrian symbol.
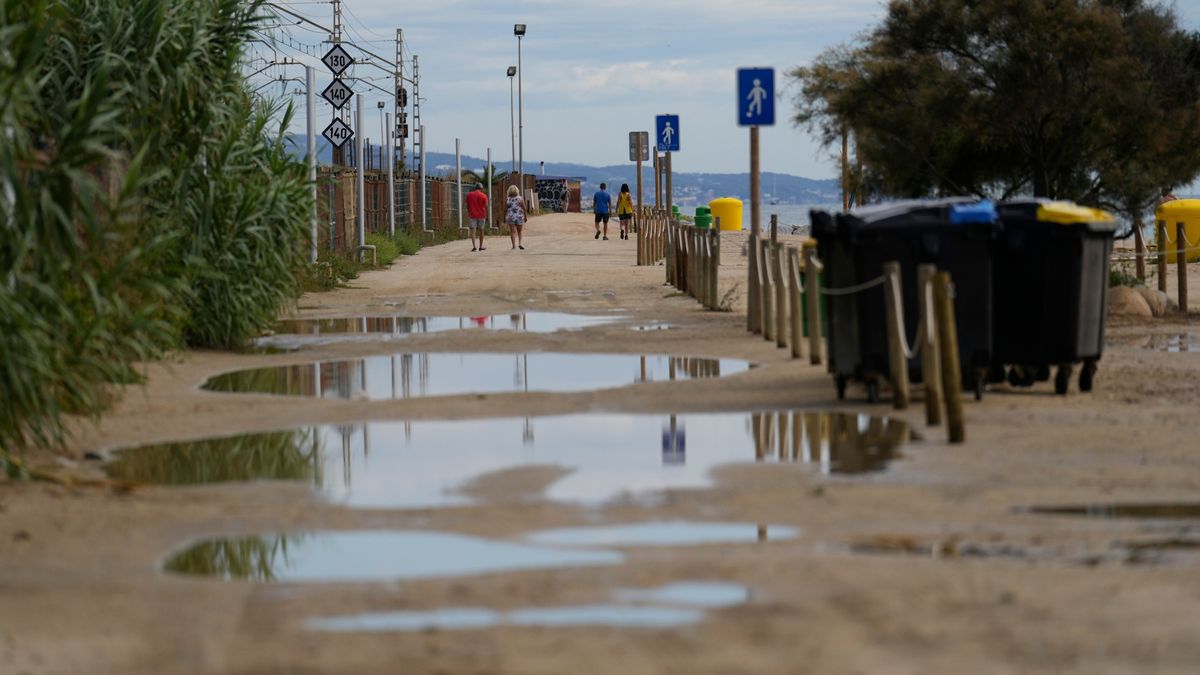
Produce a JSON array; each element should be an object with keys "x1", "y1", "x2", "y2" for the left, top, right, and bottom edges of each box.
[
  {"x1": 737, "y1": 68, "x2": 775, "y2": 127},
  {"x1": 655, "y1": 114, "x2": 680, "y2": 152}
]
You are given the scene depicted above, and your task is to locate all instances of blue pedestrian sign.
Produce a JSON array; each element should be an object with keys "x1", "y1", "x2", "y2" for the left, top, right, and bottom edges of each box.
[
  {"x1": 656, "y1": 114, "x2": 680, "y2": 152},
  {"x1": 738, "y1": 68, "x2": 775, "y2": 126}
]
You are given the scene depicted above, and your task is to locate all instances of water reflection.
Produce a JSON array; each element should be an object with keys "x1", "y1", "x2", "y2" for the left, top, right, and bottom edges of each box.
[
  {"x1": 165, "y1": 531, "x2": 622, "y2": 582},
  {"x1": 108, "y1": 411, "x2": 907, "y2": 509},
  {"x1": 749, "y1": 411, "x2": 909, "y2": 475},
  {"x1": 306, "y1": 582, "x2": 749, "y2": 632},
  {"x1": 257, "y1": 312, "x2": 622, "y2": 349},
  {"x1": 526, "y1": 521, "x2": 797, "y2": 547},
  {"x1": 1134, "y1": 333, "x2": 1200, "y2": 353},
  {"x1": 203, "y1": 353, "x2": 747, "y2": 401}
]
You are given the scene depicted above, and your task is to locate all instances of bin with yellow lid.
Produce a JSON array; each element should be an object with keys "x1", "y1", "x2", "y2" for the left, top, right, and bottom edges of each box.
[
  {"x1": 708, "y1": 197, "x2": 743, "y2": 231},
  {"x1": 993, "y1": 199, "x2": 1118, "y2": 394},
  {"x1": 1155, "y1": 199, "x2": 1200, "y2": 263}
]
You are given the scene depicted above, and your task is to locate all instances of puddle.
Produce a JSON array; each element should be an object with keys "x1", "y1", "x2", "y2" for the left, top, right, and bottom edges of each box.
[
  {"x1": 202, "y1": 353, "x2": 747, "y2": 400},
  {"x1": 526, "y1": 522, "x2": 797, "y2": 547},
  {"x1": 308, "y1": 605, "x2": 704, "y2": 632},
  {"x1": 258, "y1": 312, "x2": 622, "y2": 348},
  {"x1": 306, "y1": 581, "x2": 747, "y2": 632},
  {"x1": 1027, "y1": 504, "x2": 1200, "y2": 519},
  {"x1": 107, "y1": 411, "x2": 908, "y2": 509},
  {"x1": 1115, "y1": 332, "x2": 1200, "y2": 352},
  {"x1": 164, "y1": 531, "x2": 622, "y2": 582}
]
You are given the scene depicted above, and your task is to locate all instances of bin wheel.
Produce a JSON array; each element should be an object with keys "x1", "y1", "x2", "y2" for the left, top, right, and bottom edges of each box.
[
  {"x1": 866, "y1": 379, "x2": 880, "y2": 404},
  {"x1": 835, "y1": 375, "x2": 847, "y2": 401},
  {"x1": 1079, "y1": 360, "x2": 1097, "y2": 392},
  {"x1": 1020, "y1": 365, "x2": 1037, "y2": 387},
  {"x1": 1036, "y1": 365, "x2": 1051, "y2": 382},
  {"x1": 1054, "y1": 364, "x2": 1073, "y2": 395},
  {"x1": 973, "y1": 369, "x2": 986, "y2": 401},
  {"x1": 1006, "y1": 366, "x2": 1022, "y2": 387}
]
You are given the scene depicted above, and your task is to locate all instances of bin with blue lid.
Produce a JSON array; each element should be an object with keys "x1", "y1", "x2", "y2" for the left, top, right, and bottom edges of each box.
[
  {"x1": 992, "y1": 200, "x2": 1117, "y2": 394},
  {"x1": 810, "y1": 198, "x2": 1001, "y2": 403}
]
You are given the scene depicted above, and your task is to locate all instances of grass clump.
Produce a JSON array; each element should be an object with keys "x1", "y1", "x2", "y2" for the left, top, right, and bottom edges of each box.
[{"x1": 1, "y1": 0, "x2": 313, "y2": 454}]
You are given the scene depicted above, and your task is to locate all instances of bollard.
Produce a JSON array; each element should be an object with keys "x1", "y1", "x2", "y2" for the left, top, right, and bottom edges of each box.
[
  {"x1": 1158, "y1": 220, "x2": 1168, "y2": 293},
  {"x1": 1177, "y1": 221, "x2": 1188, "y2": 313},
  {"x1": 788, "y1": 247, "x2": 804, "y2": 359},
  {"x1": 748, "y1": 234, "x2": 760, "y2": 332},
  {"x1": 705, "y1": 228, "x2": 715, "y2": 307},
  {"x1": 761, "y1": 241, "x2": 775, "y2": 341},
  {"x1": 918, "y1": 264, "x2": 942, "y2": 426},
  {"x1": 804, "y1": 247, "x2": 822, "y2": 366},
  {"x1": 933, "y1": 271, "x2": 965, "y2": 443},
  {"x1": 882, "y1": 261, "x2": 910, "y2": 410},
  {"x1": 774, "y1": 243, "x2": 787, "y2": 348}
]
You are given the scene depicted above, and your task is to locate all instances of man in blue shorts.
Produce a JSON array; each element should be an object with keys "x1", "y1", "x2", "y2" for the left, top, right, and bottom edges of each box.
[{"x1": 593, "y1": 182, "x2": 612, "y2": 240}]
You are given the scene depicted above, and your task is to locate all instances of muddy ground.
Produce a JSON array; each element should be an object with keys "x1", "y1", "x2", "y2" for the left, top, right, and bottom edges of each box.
[{"x1": 3, "y1": 213, "x2": 1200, "y2": 674}]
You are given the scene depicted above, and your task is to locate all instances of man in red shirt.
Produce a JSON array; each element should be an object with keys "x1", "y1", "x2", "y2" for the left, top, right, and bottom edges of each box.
[{"x1": 465, "y1": 184, "x2": 489, "y2": 251}]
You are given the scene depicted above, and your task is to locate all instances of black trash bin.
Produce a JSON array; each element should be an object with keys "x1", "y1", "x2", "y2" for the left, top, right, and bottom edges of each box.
[
  {"x1": 811, "y1": 199, "x2": 1000, "y2": 403},
  {"x1": 992, "y1": 200, "x2": 1117, "y2": 394}
]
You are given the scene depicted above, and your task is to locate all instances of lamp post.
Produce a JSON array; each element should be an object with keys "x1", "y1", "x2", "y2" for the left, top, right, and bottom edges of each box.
[
  {"x1": 514, "y1": 23, "x2": 525, "y2": 193},
  {"x1": 507, "y1": 65, "x2": 517, "y2": 174}
]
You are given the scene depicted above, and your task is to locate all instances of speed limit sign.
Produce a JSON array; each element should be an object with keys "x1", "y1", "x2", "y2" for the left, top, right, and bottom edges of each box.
[{"x1": 322, "y1": 118, "x2": 353, "y2": 149}]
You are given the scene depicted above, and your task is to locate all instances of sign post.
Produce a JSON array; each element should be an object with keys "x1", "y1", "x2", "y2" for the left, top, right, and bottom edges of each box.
[
  {"x1": 629, "y1": 131, "x2": 649, "y2": 221},
  {"x1": 738, "y1": 67, "x2": 775, "y2": 237},
  {"x1": 655, "y1": 115, "x2": 679, "y2": 219}
]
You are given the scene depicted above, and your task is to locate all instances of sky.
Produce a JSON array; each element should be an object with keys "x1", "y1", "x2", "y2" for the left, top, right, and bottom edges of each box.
[{"x1": 256, "y1": 0, "x2": 1200, "y2": 182}]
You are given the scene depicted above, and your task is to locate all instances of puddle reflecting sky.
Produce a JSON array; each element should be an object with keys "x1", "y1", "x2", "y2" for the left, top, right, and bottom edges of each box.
[
  {"x1": 108, "y1": 411, "x2": 908, "y2": 509},
  {"x1": 306, "y1": 581, "x2": 748, "y2": 632},
  {"x1": 526, "y1": 522, "x2": 797, "y2": 547},
  {"x1": 165, "y1": 531, "x2": 622, "y2": 582},
  {"x1": 258, "y1": 313, "x2": 622, "y2": 348},
  {"x1": 203, "y1": 354, "x2": 745, "y2": 400},
  {"x1": 1115, "y1": 333, "x2": 1200, "y2": 353}
]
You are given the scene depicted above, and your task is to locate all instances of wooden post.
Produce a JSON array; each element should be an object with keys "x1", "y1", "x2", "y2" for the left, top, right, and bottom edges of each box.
[
  {"x1": 883, "y1": 261, "x2": 910, "y2": 410},
  {"x1": 761, "y1": 241, "x2": 774, "y2": 341},
  {"x1": 770, "y1": 214, "x2": 778, "y2": 245},
  {"x1": 665, "y1": 223, "x2": 674, "y2": 286},
  {"x1": 1133, "y1": 218, "x2": 1145, "y2": 281},
  {"x1": 788, "y1": 247, "x2": 804, "y2": 359},
  {"x1": 804, "y1": 247, "x2": 822, "y2": 365},
  {"x1": 653, "y1": 152, "x2": 661, "y2": 208},
  {"x1": 748, "y1": 234, "x2": 760, "y2": 332},
  {"x1": 918, "y1": 264, "x2": 942, "y2": 426},
  {"x1": 774, "y1": 242, "x2": 787, "y2": 348},
  {"x1": 1177, "y1": 221, "x2": 1188, "y2": 313},
  {"x1": 840, "y1": 126, "x2": 850, "y2": 211},
  {"x1": 705, "y1": 227, "x2": 715, "y2": 309},
  {"x1": 1158, "y1": 220, "x2": 1168, "y2": 293},
  {"x1": 934, "y1": 271, "x2": 965, "y2": 443}
]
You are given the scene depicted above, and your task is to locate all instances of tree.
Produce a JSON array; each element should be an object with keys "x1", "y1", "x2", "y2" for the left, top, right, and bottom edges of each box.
[{"x1": 790, "y1": 0, "x2": 1200, "y2": 216}]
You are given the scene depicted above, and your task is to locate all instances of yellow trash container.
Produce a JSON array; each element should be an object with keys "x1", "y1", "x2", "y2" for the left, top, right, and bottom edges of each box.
[
  {"x1": 1156, "y1": 199, "x2": 1200, "y2": 263},
  {"x1": 708, "y1": 197, "x2": 743, "y2": 232}
]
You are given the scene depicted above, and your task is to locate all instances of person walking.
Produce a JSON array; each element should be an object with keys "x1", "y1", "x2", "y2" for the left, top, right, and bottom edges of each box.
[
  {"x1": 465, "y1": 184, "x2": 489, "y2": 251},
  {"x1": 616, "y1": 183, "x2": 633, "y2": 240},
  {"x1": 505, "y1": 184, "x2": 527, "y2": 250},
  {"x1": 593, "y1": 182, "x2": 612, "y2": 240}
]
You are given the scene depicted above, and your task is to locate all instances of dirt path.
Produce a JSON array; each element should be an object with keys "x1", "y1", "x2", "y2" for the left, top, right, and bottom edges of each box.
[{"x1": 3, "y1": 213, "x2": 1200, "y2": 674}]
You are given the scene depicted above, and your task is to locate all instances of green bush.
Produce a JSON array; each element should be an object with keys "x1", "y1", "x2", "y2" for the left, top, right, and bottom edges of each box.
[{"x1": 0, "y1": 0, "x2": 312, "y2": 454}]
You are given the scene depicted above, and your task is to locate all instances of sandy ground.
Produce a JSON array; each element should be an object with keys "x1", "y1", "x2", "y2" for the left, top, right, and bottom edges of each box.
[{"x1": 3, "y1": 212, "x2": 1200, "y2": 674}]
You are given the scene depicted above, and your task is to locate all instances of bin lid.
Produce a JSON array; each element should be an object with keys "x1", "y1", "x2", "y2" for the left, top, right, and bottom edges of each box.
[
  {"x1": 695, "y1": 206, "x2": 712, "y2": 216},
  {"x1": 709, "y1": 197, "x2": 743, "y2": 207},
  {"x1": 999, "y1": 199, "x2": 1118, "y2": 231},
  {"x1": 837, "y1": 197, "x2": 997, "y2": 230},
  {"x1": 1156, "y1": 198, "x2": 1200, "y2": 217}
]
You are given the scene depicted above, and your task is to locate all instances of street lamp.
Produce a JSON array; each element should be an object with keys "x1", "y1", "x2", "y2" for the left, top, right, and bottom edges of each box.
[
  {"x1": 507, "y1": 66, "x2": 517, "y2": 174},
  {"x1": 514, "y1": 23, "x2": 525, "y2": 189}
]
